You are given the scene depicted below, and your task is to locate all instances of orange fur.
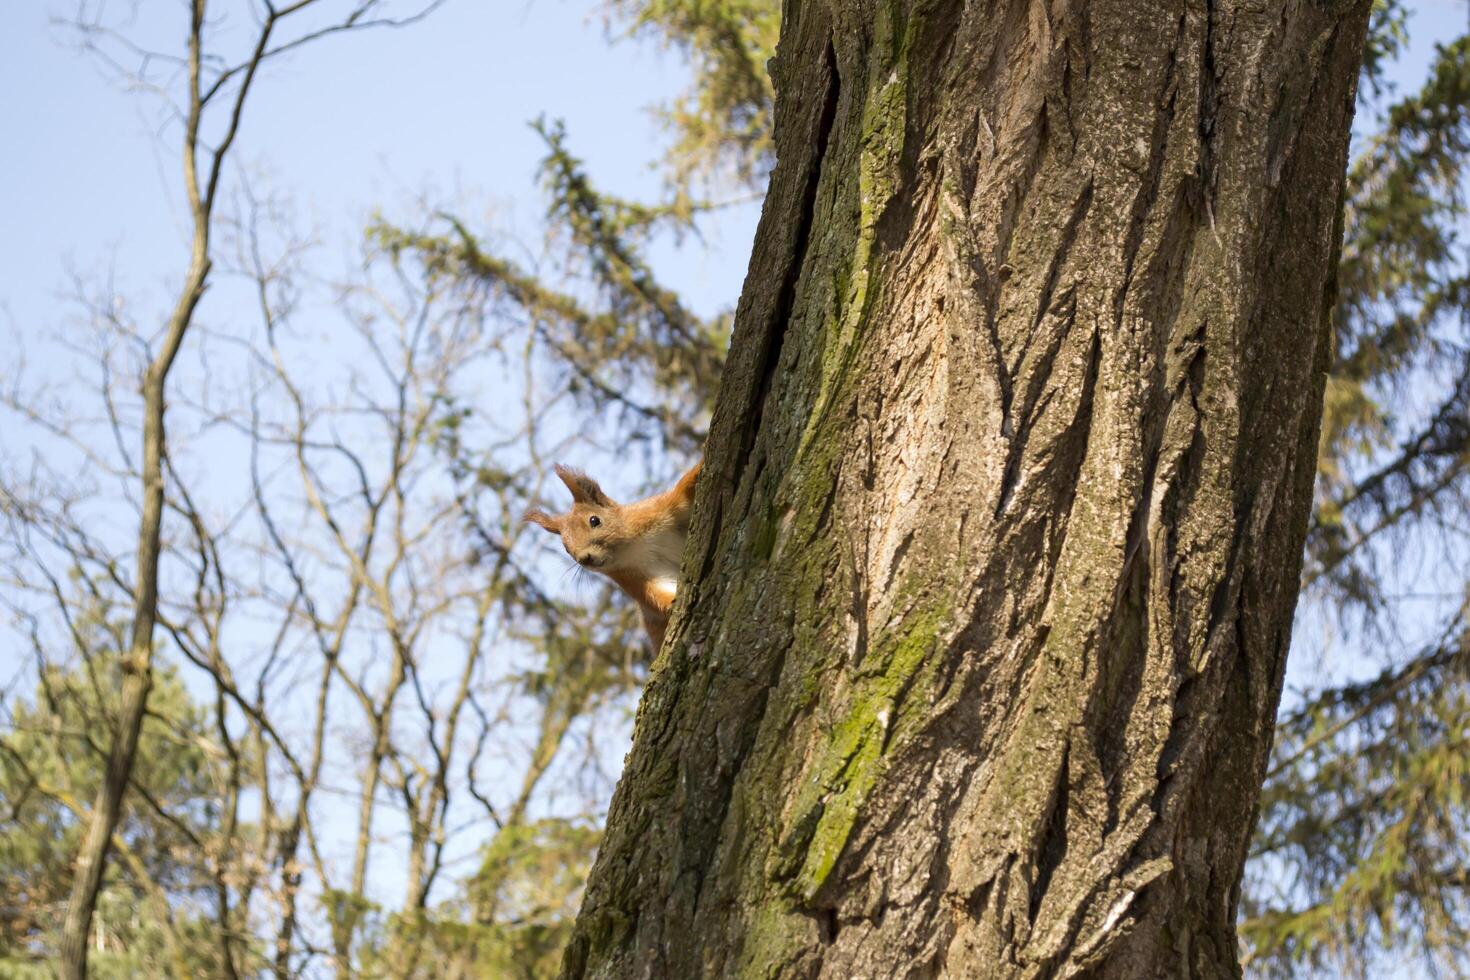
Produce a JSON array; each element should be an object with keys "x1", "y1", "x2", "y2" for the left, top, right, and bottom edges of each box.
[{"x1": 524, "y1": 460, "x2": 702, "y2": 651}]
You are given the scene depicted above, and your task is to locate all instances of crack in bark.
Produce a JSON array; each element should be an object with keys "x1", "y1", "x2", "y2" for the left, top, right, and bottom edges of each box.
[
  {"x1": 736, "y1": 37, "x2": 843, "y2": 493},
  {"x1": 995, "y1": 179, "x2": 1095, "y2": 517},
  {"x1": 1198, "y1": 0, "x2": 1222, "y2": 216},
  {"x1": 1040, "y1": 324, "x2": 1105, "y2": 610},
  {"x1": 1114, "y1": 7, "x2": 1188, "y2": 326}
]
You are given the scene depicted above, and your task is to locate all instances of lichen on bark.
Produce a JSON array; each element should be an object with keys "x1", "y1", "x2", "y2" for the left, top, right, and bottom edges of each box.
[{"x1": 563, "y1": 1, "x2": 1375, "y2": 977}]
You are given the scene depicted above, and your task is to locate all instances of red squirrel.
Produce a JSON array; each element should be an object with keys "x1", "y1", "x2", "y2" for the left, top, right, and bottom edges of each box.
[{"x1": 525, "y1": 461, "x2": 701, "y2": 651}]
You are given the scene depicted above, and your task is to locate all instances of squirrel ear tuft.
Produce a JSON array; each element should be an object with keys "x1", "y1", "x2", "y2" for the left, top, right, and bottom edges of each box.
[
  {"x1": 671, "y1": 459, "x2": 702, "y2": 504},
  {"x1": 523, "y1": 509, "x2": 561, "y2": 533},
  {"x1": 553, "y1": 464, "x2": 613, "y2": 506}
]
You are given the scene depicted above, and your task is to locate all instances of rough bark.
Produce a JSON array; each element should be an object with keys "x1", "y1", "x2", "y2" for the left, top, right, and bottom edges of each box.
[{"x1": 564, "y1": 0, "x2": 1371, "y2": 977}]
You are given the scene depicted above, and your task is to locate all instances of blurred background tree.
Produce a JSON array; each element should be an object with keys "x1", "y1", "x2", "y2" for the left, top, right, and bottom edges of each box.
[
  {"x1": 0, "y1": 613, "x2": 240, "y2": 977},
  {"x1": 1241, "y1": 7, "x2": 1470, "y2": 975},
  {"x1": 1, "y1": 0, "x2": 1467, "y2": 976}
]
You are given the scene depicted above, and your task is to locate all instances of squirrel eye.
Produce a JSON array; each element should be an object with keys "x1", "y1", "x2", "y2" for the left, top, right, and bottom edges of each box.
[{"x1": 588, "y1": 515, "x2": 601, "y2": 528}]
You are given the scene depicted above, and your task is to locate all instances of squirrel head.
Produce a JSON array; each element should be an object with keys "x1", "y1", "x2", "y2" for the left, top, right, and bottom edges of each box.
[{"x1": 524, "y1": 464, "x2": 631, "y2": 571}]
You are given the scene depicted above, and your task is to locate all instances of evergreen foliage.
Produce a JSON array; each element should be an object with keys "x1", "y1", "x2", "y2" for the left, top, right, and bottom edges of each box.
[
  {"x1": 1248, "y1": 5, "x2": 1470, "y2": 974},
  {"x1": 607, "y1": 0, "x2": 777, "y2": 187},
  {"x1": 0, "y1": 622, "x2": 244, "y2": 976}
]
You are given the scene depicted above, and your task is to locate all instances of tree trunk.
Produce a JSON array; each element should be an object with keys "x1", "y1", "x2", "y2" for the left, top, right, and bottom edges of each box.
[{"x1": 564, "y1": 0, "x2": 1371, "y2": 976}]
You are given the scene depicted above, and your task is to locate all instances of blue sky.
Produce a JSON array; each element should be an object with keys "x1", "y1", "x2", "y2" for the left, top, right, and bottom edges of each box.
[{"x1": 0, "y1": 0, "x2": 759, "y2": 345}]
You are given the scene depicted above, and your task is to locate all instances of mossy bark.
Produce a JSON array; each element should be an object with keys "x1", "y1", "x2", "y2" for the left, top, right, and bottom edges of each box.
[{"x1": 563, "y1": 0, "x2": 1372, "y2": 976}]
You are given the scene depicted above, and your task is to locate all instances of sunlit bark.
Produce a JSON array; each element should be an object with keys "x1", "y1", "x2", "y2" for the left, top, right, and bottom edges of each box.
[{"x1": 565, "y1": 0, "x2": 1373, "y2": 975}]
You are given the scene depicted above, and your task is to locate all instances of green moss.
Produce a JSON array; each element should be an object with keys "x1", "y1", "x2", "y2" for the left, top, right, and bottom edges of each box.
[
  {"x1": 770, "y1": 603, "x2": 944, "y2": 901},
  {"x1": 794, "y1": 6, "x2": 910, "y2": 462},
  {"x1": 751, "y1": 6, "x2": 943, "y2": 906},
  {"x1": 579, "y1": 907, "x2": 632, "y2": 968},
  {"x1": 735, "y1": 897, "x2": 812, "y2": 979},
  {"x1": 752, "y1": 499, "x2": 781, "y2": 561}
]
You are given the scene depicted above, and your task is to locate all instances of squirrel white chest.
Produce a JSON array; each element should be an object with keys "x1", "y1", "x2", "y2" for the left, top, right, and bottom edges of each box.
[
  {"x1": 620, "y1": 525, "x2": 687, "y2": 578},
  {"x1": 615, "y1": 525, "x2": 686, "y2": 587}
]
